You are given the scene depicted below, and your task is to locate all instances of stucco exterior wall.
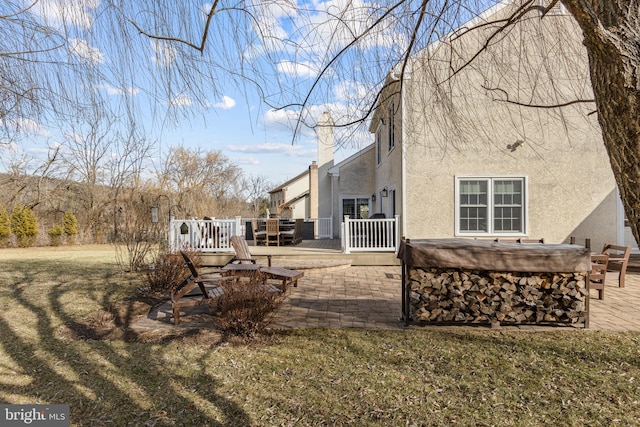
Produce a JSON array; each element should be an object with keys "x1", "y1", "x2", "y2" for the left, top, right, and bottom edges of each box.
[
  {"x1": 330, "y1": 146, "x2": 376, "y2": 236},
  {"x1": 373, "y1": 89, "x2": 404, "y2": 226},
  {"x1": 400, "y1": 3, "x2": 617, "y2": 249}
]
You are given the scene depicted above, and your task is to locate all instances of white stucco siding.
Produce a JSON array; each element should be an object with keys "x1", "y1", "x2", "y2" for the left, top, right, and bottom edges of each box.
[
  {"x1": 400, "y1": 4, "x2": 617, "y2": 248},
  {"x1": 374, "y1": 89, "x2": 404, "y2": 220},
  {"x1": 331, "y1": 148, "x2": 376, "y2": 235}
]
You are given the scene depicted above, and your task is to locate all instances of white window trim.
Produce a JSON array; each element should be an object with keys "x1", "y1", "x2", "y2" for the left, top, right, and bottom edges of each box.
[{"x1": 454, "y1": 175, "x2": 528, "y2": 237}]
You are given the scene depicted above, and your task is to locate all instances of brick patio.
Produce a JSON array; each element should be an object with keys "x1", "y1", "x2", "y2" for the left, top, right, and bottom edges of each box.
[{"x1": 271, "y1": 266, "x2": 640, "y2": 331}]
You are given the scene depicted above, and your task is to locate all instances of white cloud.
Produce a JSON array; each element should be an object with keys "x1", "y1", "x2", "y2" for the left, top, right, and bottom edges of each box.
[
  {"x1": 234, "y1": 155, "x2": 260, "y2": 165},
  {"x1": 31, "y1": 0, "x2": 98, "y2": 30},
  {"x1": 277, "y1": 60, "x2": 318, "y2": 77},
  {"x1": 69, "y1": 38, "x2": 104, "y2": 63},
  {"x1": 214, "y1": 96, "x2": 236, "y2": 110},
  {"x1": 94, "y1": 83, "x2": 139, "y2": 96},
  {"x1": 151, "y1": 40, "x2": 176, "y2": 68},
  {"x1": 225, "y1": 142, "x2": 315, "y2": 158},
  {"x1": 170, "y1": 94, "x2": 193, "y2": 106},
  {"x1": 7, "y1": 118, "x2": 51, "y2": 137},
  {"x1": 247, "y1": 0, "x2": 297, "y2": 43},
  {"x1": 333, "y1": 80, "x2": 369, "y2": 102}
]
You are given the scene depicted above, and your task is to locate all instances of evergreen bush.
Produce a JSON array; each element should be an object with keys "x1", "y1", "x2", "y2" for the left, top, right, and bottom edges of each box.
[
  {"x1": 48, "y1": 224, "x2": 64, "y2": 246},
  {"x1": 0, "y1": 206, "x2": 10, "y2": 247},
  {"x1": 11, "y1": 205, "x2": 38, "y2": 247},
  {"x1": 62, "y1": 211, "x2": 78, "y2": 244}
]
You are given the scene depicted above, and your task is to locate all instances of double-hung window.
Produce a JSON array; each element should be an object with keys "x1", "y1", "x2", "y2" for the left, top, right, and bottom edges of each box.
[{"x1": 456, "y1": 176, "x2": 527, "y2": 235}]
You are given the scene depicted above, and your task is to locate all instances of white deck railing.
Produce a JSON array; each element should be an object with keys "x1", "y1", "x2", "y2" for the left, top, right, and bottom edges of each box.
[
  {"x1": 169, "y1": 216, "x2": 334, "y2": 252},
  {"x1": 169, "y1": 217, "x2": 241, "y2": 253},
  {"x1": 342, "y1": 215, "x2": 400, "y2": 253},
  {"x1": 306, "y1": 217, "x2": 333, "y2": 239}
]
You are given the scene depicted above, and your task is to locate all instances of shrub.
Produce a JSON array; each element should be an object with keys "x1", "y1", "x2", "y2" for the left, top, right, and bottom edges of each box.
[
  {"x1": 215, "y1": 273, "x2": 285, "y2": 338},
  {"x1": 62, "y1": 211, "x2": 78, "y2": 244},
  {"x1": 144, "y1": 250, "x2": 196, "y2": 295},
  {"x1": 11, "y1": 205, "x2": 38, "y2": 247},
  {"x1": 0, "y1": 206, "x2": 10, "y2": 247},
  {"x1": 48, "y1": 224, "x2": 64, "y2": 246}
]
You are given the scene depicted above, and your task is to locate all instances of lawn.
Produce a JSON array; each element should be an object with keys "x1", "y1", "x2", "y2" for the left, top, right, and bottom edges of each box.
[{"x1": 1, "y1": 245, "x2": 639, "y2": 426}]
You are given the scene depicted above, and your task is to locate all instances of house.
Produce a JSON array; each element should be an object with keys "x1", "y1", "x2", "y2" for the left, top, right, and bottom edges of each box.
[{"x1": 271, "y1": 0, "x2": 638, "y2": 252}]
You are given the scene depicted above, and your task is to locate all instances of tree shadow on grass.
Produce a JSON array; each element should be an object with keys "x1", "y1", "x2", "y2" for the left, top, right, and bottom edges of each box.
[{"x1": 0, "y1": 260, "x2": 251, "y2": 426}]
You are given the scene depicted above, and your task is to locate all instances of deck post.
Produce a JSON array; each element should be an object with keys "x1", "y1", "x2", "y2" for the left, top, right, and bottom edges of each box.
[{"x1": 343, "y1": 216, "x2": 351, "y2": 254}]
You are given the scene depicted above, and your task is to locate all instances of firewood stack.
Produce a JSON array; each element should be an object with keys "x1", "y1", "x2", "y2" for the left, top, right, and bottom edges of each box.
[{"x1": 409, "y1": 267, "x2": 588, "y2": 326}]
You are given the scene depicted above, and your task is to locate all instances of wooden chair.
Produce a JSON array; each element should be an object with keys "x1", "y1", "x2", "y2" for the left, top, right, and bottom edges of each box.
[
  {"x1": 293, "y1": 218, "x2": 304, "y2": 245},
  {"x1": 602, "y1": 243, "x2": 632, "y2": 288},
  {"x1": 229, "y1": 235, "x2": 303, "y2": 290},
  {"x1": 251, "y1": 219, "x2": 266, "y2": 246},
  {"x1": 279, "y1": 219, "x2": 300, "y2": 245},
  {"x1": 265, "y1": 219, "x2": 280, "y2": 246},
  {"x1": 230, "y1": 235, "x2": 267, "y2": 265},
  {"x1": 589, "y1": 254, "x2": 609, "y2": 300},
  {"x1": 171, "y1": 252, "x2": 230, "y2": 325}
]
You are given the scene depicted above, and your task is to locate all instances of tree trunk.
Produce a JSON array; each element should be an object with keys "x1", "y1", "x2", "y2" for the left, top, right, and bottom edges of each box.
[{"x1": 562, "y1": 0, "x2": 640, "y2": 246}]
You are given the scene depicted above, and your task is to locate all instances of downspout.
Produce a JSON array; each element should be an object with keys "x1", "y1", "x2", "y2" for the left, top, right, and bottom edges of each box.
[{"x1": 390, "y1": 68, "x2": 408, "y2": 239}]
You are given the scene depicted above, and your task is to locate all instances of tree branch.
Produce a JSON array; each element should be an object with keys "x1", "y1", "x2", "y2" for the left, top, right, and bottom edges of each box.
[{"x1": 482, "y1": 85, "x2": 595, "y2": 109}]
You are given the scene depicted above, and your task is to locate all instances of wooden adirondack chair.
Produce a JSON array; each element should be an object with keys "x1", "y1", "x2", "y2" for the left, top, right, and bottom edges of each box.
[
  {"x1": 228, "y1": 235, "x2": 303, "y2": 289},
  {"x1": 170, "y1": 252, "x2": 230, "y2": 325}
]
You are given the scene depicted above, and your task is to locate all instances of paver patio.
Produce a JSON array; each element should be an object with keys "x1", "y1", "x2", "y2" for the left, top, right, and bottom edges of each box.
[
  {"x1": 270, "y1": 266, "x2": 640, "y2": 332},
  {"x1": 136, "y1": 264, "x2": 640, "y2": 332}
]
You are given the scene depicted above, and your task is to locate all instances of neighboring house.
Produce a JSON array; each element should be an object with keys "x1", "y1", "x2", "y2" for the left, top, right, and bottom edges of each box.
[{"x1": 272, "y1": 0, "x2": 638, "y2": 251}]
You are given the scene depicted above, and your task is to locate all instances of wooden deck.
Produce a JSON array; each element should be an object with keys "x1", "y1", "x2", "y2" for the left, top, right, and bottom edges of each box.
[{"x1": 200, "y1": 239, "x2": 400, "y2": 268}]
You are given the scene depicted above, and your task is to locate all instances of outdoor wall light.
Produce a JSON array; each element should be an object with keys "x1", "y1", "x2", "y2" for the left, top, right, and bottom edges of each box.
[
  {"x1": 382, "y1": 188, "x2": 388, "y2": 197},
  {"x1": 372, "y1": 194, "x2": 376, "y2": 201}
]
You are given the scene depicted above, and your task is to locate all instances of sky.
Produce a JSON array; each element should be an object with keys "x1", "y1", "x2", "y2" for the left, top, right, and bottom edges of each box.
[{"x1": 1, "y1": 0, "x2": 484, "y2": 187}]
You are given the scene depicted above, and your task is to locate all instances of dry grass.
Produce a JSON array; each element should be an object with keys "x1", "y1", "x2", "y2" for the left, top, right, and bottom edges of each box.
[{"x1": 1, "y1": 245, "x2": 640, "y2": 426}]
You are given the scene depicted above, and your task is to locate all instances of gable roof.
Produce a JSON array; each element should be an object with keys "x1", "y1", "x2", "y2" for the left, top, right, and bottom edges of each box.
[
  {"x1": 327, "y1": 144, "x2": 375, "y2": 176},
  {"x1": 269, "y1": 169, "x2": 309, "y2": 194}
]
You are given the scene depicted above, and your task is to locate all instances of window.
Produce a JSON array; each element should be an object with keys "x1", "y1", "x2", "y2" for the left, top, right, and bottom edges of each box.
[
  {"x1": 388, "y1": 100, "x2": 395, "y2": 151},
  {"x1": 342, "y1": 197, "x2": 371, "y2": 219},
  {"x1": 456, "y1": 177, "x2": 526, "y2": 235}
]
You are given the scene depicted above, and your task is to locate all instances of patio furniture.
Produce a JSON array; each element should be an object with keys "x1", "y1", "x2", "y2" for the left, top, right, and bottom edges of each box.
[
  {"x1": 602, "y1": 243, "x2": 631, "y2": 288},
  {"x1": 280, "y1": 218, "x2": 303, "y2": 245},
  {"x1": 171, "y1": 251, "x2": 231, "y2": 325},
  {"x1": 265, "y1": 219, "x2": 280, "y2": 246},
  {"x1": 589, "y1": 253, "x2": 609, "y2": 300},
  {"x1": 229, "y1": 235, "x2": 303, "y2": 290},
  {"x1": 252, "y1": 219, "x2": 266, "y2": 246},
  {"x1": 230, "y1": 235, "x2": 267, "y2": 265}
]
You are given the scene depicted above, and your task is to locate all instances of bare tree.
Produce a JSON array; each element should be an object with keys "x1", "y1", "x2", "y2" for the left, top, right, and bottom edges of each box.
[
  {"x1": 156, "y1": 146, "x2": 244, "y2": 218},
  {"x1": 2, "y1": 0, "x2": 640, "y2": 245},
  {"x1": 243, "y1": 175, "x2": 273, "y2": 218}
]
